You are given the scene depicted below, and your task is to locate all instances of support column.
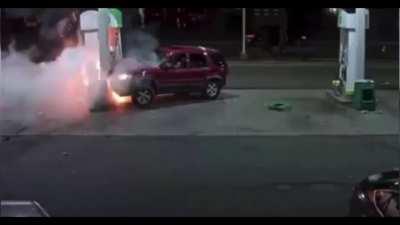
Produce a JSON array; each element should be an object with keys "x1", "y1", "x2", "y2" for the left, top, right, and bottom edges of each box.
[
  {"x1": 240, "y1": 8, "x2": 248, "y2": 59},
  {"x1": 340, "y1": 8, "x2": 368, "y2": 94},
  {"x1": 346, "y1": 8, "x2": 366, "y2": 93}
]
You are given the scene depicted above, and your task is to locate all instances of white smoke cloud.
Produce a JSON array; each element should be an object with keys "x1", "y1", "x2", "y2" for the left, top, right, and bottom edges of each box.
[
  {"x1": 124, "y1": 29, "x2": 162, "y2": 67},
  {"x1": 111, "y1": 30, "x2": 163, "y2": 75},
  {"x1": 0, "y1": 46, "x2": 91, "y2": 128},
  {"x1": 109, "y1": 29, "x2": 163, "y2": 95},
  {"x1": 0, "y1": 24, "x2": 163, "y2": 133}
]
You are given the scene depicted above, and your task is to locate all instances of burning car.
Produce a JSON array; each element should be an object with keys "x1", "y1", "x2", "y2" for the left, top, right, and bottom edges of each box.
[{"x1": 109, "y1": 45, "x2": 228, "y2": 108}]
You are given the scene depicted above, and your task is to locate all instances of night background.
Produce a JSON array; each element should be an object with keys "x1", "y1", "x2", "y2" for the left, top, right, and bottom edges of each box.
[{"x1": 2, "y1": 8, "x2": 399, "y2": 61}]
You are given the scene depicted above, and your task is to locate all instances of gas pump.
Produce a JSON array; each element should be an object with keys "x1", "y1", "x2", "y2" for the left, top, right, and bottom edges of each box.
[
  {"x1": 98, "y1": 8, "x2": 123, "y2": 75},
  {"x1": 79, "y1": 8, "x2": 123, "y2": 110},
  {"x1": 108, "y1": 8, "x2": 123, "y2": 64},
  {"x1": 335, "y1": 8, "x2": 369, "y2": 97}
]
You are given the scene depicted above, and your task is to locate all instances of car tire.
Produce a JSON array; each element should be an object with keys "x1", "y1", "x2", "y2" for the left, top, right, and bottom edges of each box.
[
  {"x1": 203, "y1": 80, "x2": 221, "y2": 100},
  {"x1": 133, "y1": 87, "x2": 155, "y2": 108}
]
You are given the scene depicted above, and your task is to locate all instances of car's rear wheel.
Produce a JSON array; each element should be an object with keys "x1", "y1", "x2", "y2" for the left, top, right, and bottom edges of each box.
[
  {"x1": 134, "y1": 88, "x2": 155, "y2": 108},
  {"x1": 203, "y1": 80, "x2": 221, "y2": 100}
]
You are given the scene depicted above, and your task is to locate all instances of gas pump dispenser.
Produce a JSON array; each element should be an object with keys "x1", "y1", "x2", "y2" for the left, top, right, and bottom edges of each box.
[
  {"x1": 335, "y1": 8, "x2": 370, "y2": 98},
  {"x1": 98, "y1": 8, "x2": 123, "y2": 75},
  {"x1": 79, "y1": 8, "x2": 123, "y2": 110},
  {"x1": 108, "y1": 9, "x2": 123, "y2": 65}
]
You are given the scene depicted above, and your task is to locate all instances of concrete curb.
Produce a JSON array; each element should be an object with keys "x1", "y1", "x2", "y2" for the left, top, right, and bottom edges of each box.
[
  {"x1": 15, "y1": 132, "x2": 398, "y2": 137},
  {"x1": 227, "y1": 60, "x2": 398, "y2": 67}
]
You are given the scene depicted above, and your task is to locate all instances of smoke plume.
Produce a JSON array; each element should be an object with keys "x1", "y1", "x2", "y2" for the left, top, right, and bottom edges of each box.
[
  {"x1": 112, "y1": 29, "x2": 162, "y2": 76},
  {"x1": 1, "y1": 17, "x2": 163, "y2": 133},
  {"x1": 0, "y1": 46, "x2": 91, "y2": 128}
]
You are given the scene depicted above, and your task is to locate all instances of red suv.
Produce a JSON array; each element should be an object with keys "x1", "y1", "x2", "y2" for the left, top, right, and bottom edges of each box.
[{"x1": 110, "y1": 45, "x2": 228, "y2": 107}]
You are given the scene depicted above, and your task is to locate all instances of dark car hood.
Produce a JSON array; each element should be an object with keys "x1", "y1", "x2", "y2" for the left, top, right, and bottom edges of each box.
[{"x1": 359, "y1": 170, "x2": 400, "y2": 190}]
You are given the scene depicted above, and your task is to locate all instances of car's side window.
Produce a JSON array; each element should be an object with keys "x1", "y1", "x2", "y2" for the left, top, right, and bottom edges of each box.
[
  {"x1": 170, "y1": 53, "x2": 188, "y2": 69},
  {"x1": 189, "y1": 53, "x2": 208, "y2": 68}
]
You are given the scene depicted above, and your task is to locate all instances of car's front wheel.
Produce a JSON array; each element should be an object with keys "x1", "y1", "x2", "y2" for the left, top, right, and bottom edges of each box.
[
  {"x1": 134, "y1": 88, "x2": 155, "y2": 108},
  {"x1": 203, "y1": 80, "x2": 221, "y2": 100}
]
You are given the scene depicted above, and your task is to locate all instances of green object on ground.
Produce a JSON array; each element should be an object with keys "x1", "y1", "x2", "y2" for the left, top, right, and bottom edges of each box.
[
  {"x1": 352, "y1": 80, "x2": 376, "y2": 111},
  {"x1": 268, "y1": 102, "x2": 292, "y2": 111}
]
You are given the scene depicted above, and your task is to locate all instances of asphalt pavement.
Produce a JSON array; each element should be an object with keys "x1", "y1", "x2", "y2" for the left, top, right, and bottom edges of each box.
[
  {"x1": 0, "y1": 60, "x2": 398, "y2": 217},
  {"x1": 1, "y1": 135, "x2": 398, "y2": 217},
  {"x1": 2, "y1": 89, "x2": 396, "y2": 136}
]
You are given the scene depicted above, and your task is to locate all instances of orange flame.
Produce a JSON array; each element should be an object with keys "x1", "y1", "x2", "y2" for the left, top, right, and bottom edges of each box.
[{"x1": 106, "y1": 79, "x2": 132, "y2": 105}]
